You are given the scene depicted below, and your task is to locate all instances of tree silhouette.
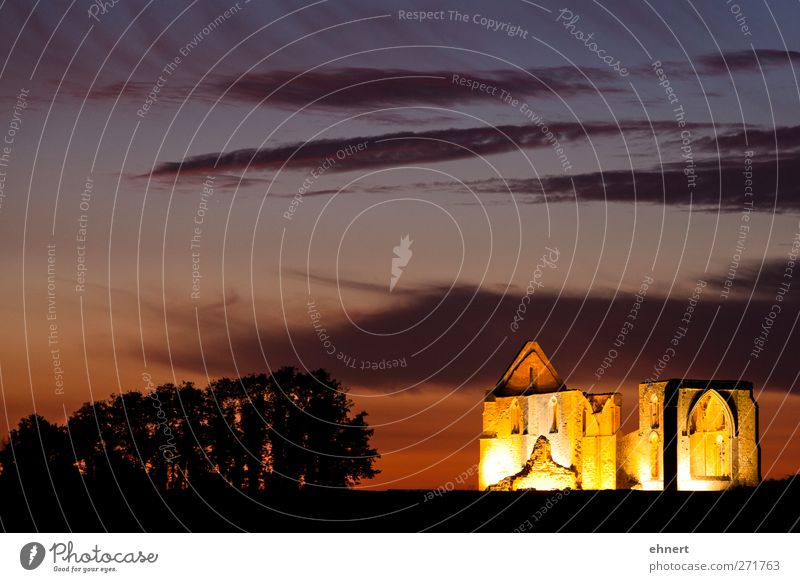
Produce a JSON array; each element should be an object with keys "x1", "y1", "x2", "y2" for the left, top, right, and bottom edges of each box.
[
  {"x1": 0, "y1": 367, "x2": 379, "y2": 498},
  {"x1": 0, "y1": 414, "x2": 74, "y2": 482},
  {"x1": 269, "y1": 368, "x2": 379, "y2": 488}
]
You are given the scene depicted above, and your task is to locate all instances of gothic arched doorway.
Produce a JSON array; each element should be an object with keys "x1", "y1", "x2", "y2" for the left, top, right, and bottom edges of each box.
[{"x1": 688, "y1": 391, "x2": 733, "y2": 479}]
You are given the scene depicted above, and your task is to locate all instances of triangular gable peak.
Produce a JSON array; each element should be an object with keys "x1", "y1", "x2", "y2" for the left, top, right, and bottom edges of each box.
[{"x1": 493, "y1": 341, "x2": 565, "y2": 396}]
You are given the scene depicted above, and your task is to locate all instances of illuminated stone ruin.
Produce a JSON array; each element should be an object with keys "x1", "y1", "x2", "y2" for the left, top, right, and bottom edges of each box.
[{"x1": 478, "y1": 341, "x2": 760, "y2": 491}]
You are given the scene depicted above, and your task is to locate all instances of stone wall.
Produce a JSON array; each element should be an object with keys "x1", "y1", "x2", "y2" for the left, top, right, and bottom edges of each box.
[
  {"x1": 618, "y1": 381, "x2": 761, "y2": 491},
  {"x1": 732, "y1": 389, "x2": 760, "y2": 486},
  {"x1": 480, "y1": 390, "x2": 620, "y2": 490},
  {"x1": 617, "y1": 382, "x2": 669, "y2": 490}
]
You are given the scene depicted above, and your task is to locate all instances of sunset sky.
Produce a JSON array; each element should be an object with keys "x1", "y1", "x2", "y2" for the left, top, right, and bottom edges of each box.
[{"x1": 1, "y1": 0, "x2": 799, "y2": 489}]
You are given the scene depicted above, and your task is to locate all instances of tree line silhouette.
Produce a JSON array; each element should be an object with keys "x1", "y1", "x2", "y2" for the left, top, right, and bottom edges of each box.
[{"x1": 0, "y1": 367, "x2": 379, "y2": 500}]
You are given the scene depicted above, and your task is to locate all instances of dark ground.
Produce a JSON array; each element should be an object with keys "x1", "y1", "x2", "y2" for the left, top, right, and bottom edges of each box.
[{"x1": 1, "y1": 477, "x2": 798, "y2": 532}]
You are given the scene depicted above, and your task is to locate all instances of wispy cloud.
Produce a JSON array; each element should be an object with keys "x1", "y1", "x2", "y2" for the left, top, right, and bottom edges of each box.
[
  {"x1": 81, "y1": 49, "x2": 800, "y2": 112},
  {"x1": 461, "y1": 152, "x2": 800, "y2": 211},
  {"x1": 692, "y1": 125, "x2": 800, "y2": 155},
  {"x1": 146, "y1": 119, "x2": 723, "y2": 178},
  {"x1": 210, "y1": 66, "x2": 624, "y2": 108},
  {"x1": 86, "y1": 65, "x2": 625, "y2": 111},
  {"x1": 695, "y1": 49, "x2": 800, "y2": 75}
]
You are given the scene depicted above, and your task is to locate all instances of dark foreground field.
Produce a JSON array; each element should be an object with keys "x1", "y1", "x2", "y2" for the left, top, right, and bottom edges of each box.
[{"x1": 2, "y1": 477, "x2": 798, "y2": 532}]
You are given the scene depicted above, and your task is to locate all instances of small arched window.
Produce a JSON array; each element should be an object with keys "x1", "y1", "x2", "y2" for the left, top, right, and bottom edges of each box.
[
  {"x1": 649, "y1": 393, "x2": 659, "y2": 429},
  {"x1": 510, "y1": 399, "x2": 521, "y2": 435},
  {"x1": 549, "y1": 396, "x2": 559, "y2": 434}
]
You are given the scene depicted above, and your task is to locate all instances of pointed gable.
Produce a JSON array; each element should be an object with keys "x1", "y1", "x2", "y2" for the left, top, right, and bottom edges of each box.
[{"x1": 493, "y1": 341, "x2": 564, "y2": 396}]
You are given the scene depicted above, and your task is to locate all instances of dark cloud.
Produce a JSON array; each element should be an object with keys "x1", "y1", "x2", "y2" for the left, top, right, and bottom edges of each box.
[
  {"x1": 147, "y1": 119, "x2": 720, "y2": 179},
  {"x1": 696, "y1": 49, "x2": 800, "y2": 75},
  {"x1": 633, "y1": 49, "x2": 800, "y2": 78},
  {"x1": 85, "y1": 49, "x2": 798, "y2": 112},
  {"x1": 210, "y1": 66, "x2": 623, "y2": 109},
  {"x1": 146, "y1": 116, "x2": 800, "y2": 212},
  {"x1": 463, "y1": 152, "x2": 800, "y2": 212},
  {"x1": 83, "y1": 49, "x2": 800, "y2": 113},
  {"x1": 144, "y1": 276, "x2": 800, "y2": 396},
  {"x1": 692, "y1": 125, "x2": 800, "y2": 156},
  {"x1": 86, "y1": 66, "x2": 624, "y2": 111}
]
